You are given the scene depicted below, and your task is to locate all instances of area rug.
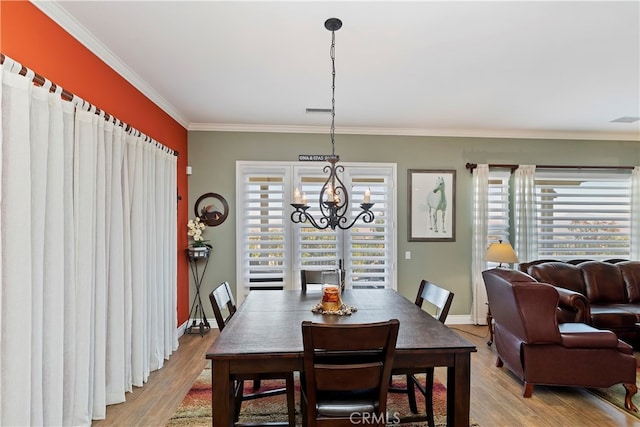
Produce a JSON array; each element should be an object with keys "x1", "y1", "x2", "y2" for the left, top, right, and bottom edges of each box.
[
  {"x1": 587, "y1": 355, "x2": 640, "y2": 419},
  {"x1": 167, "y1": 368, "x2": 479, "y2": 426}
]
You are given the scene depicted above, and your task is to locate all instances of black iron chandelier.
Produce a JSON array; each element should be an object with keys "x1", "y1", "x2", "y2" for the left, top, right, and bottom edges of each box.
[{"x1": 290, "y1": 18, "x2": 375, "y2": 230}]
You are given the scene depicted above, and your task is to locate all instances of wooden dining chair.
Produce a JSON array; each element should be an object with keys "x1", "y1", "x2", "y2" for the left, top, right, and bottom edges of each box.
[
  {"x1": 209, "y1": 282, "x2": 296, "y2": 426},
  {"x1": 300, "y1": 319, "x2": 400, "y2": 427},
  {"x1": 300, "y1": 269, "x2": 345, "y2": 292},
  {"x1": 389, "y1": 280, "x2": 454, "y2": 427}
]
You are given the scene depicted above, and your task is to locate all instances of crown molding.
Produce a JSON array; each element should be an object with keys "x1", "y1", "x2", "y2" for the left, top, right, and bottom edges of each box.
[
  {"x1": 31, "y1": 0, "x2": 189, "y2": 128},
  {"x1": 188, "y1": 123, "x2": 640, "y2": 142}
]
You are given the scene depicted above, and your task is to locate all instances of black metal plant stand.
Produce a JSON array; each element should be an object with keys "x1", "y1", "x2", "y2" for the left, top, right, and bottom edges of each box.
[{"x1": 185, "y1": 247, "x2": 211, "y2": 336}]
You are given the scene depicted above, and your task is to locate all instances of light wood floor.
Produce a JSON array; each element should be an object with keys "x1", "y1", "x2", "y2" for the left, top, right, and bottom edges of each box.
[{"x1": 92, "y1": 325, "x2": 640, "y2": 427}]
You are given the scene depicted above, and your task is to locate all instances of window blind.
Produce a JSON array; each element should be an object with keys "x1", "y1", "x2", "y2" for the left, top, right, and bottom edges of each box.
[
  {"x1": 534, "y1": 170, "x2": 631, "y2": 259},
  {"x1": 237, "y1": 161, "x2": 396, "y2": 303}
]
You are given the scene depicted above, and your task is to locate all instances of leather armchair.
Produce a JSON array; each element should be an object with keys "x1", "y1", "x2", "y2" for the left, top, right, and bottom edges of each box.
[{"x1": 482, "y1": 268, "x2": 638, "y2": 411}]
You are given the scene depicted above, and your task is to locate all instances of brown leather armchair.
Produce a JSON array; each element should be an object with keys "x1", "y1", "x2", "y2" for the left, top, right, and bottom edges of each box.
[{"x1": 482, "y1": 268, "x2": 638, "y2": 411}]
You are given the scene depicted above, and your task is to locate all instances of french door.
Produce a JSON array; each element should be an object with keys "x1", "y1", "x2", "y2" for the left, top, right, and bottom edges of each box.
[{"x1": 236, "y1": 161, "x2": 396, "y2": 303}]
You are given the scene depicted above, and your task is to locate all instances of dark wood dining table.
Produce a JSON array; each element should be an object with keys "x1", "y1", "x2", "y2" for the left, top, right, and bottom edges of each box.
[{"x1": 206, "y1": 289, "x2": 476, "y2": 427}]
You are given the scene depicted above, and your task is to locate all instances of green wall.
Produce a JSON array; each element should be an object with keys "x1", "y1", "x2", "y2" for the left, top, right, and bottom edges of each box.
[{"x1": 187, "y1": 131, "x2": 639, "y2": 319}]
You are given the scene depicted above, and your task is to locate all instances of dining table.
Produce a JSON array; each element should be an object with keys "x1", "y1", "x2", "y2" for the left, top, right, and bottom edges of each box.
[{"x1": 206, "y1": 288, "x2": 477, "y2": 427}]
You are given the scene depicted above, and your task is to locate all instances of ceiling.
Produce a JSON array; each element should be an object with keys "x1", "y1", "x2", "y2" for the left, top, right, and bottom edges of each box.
[{"x1": 36, "y1": 1, "x2": 640, "y2": 141}]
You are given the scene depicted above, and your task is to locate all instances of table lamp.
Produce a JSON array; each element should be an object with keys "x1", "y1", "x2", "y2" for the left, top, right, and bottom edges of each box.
[{"x1": 484, "y1": 240, "x2": 519, "y2": 267}]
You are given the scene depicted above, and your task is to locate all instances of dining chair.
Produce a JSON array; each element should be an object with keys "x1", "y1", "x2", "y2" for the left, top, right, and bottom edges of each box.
[
  {"x1": 300, "y1": 269, "x2": 345, "y2": 292},
  {"x1": 300, "y1": 319, "x2": 400, "y2": 427},
  {"x1": 388, "y1": 280, "x2": 454, "y2": 427},
  {"x1": 209, "y1": 281, "x2": 296, "y2": 426}
]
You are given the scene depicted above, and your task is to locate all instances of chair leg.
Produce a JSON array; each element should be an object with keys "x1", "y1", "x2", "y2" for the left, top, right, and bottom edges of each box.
[
  {"x1": 286, "y1": 373, "x2": 296, "y2": 426},
  {"x1": 233, "y1": 380, "x2": 245, "y2": 422},
  {"x1": 253, "y1": 379, "x2": 261, "y2": 390},
  {"x1": 405, "y1": 374, "x2": 418, "y2": 414},
  {"x1": 425, "y1": 368, "x2": 435, "y2": 427},
  {"x1": 623, "y1": 383, "x2": 638, "y2": 412},
  {"x1": 523, "y1": 382, "x2": 534, "y2": 398}
]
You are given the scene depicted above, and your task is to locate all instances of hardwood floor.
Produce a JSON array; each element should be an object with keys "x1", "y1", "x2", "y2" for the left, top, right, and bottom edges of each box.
[
  {"x1": 92, "y1": 330, "x2": 217, "y2": 426},
  {"x1": 92, "y1": 325, "x2": 640, "y2": 426}
]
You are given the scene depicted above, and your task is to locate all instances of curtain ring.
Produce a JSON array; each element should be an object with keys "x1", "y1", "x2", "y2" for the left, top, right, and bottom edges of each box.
[
  {"x1": 24, "y1": 68, "x2": 35, "y2": 83},
  {"x1": 41, "y1": 78, "x2": 52, "y2": 91}
]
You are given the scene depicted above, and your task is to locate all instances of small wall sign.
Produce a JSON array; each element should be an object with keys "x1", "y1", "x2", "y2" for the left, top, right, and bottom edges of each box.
[{"x1": 298, "y1": 154, "x2": 339, "y2": 161}]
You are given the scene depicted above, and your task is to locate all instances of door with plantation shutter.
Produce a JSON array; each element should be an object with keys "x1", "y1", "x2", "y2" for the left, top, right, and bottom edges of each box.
[{"x1": 236, "y1": 161, "x2": 396, "y2": 304}]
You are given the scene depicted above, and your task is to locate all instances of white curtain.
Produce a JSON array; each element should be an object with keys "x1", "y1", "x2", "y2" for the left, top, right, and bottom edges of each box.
[
  {"x1": 513, "y1": 165, "x2": 538, "y2": 262},
  {"x1": 631, "y1": 166, "x2": 640, "y2": 261},
  {"x1": 471, "y1": 164, "x2": 489, "y2": 324},
  {"x1": 1, "y1": 56, "x2": 177, "y2": 426}
]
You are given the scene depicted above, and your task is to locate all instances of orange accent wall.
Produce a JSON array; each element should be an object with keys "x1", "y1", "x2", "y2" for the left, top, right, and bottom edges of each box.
[{"x1": 1, "y1": 1, "x2": 191, "y2": 325}]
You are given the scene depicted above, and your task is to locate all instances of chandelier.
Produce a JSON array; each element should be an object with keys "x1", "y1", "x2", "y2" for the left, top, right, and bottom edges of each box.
[{"x1": 290, "y1": 18, "x2": 375, "y2": 230}]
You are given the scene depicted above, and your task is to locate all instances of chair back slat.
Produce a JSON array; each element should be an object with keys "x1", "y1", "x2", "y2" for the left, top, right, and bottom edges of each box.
[
  {"x1": 415, "y1": 280, "x2": 454, "y2": 323},
  {"x1": 209, "y1": 281, "x2": 237, "y2": 331},
  {"x1": 301, "y1": 269, "x2": 346, "y2": 292}
]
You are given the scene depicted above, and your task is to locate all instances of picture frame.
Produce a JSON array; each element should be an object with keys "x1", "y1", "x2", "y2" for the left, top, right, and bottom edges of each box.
[{"x1": 408, "y1": 169, "x2": 456, "y2": 242}]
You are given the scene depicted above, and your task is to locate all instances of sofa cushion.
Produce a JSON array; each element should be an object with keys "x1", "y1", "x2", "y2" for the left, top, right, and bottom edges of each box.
[
  {"x1": 580, "y1": 261, "x2": 626, "y2": 304},
  {"x1": 589, "y1": 304, "x2": 638, "y2": 329},
  {"x1": 527, "y1": 262, "x2": 585, "y2": 294},
  {"x1": 558, "y1": 323, "x2": 619, "y2": 348},
  {"x1": 618, "y1": 261, "x2": 640, "y2": 303},
  {"x1": 617, "y1": 303, "x2": 640, "y2": 321}
]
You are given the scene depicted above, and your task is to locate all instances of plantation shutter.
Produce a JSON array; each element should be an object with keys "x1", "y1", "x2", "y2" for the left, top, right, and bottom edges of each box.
[
  {"x1": 293, "y1": 165, "x2": 343, "y2": 274},
  {"x1": 236, "y1": 165, "x2": 291, "y2": 301},
  {"x1": 344, "y1": 166, "x2": 395, "y2": 289},
  {"x1": 534, "y1": 170, "x2": 631, "y2": 260},
  {"x1": 237, "y1": 161, "x2": 397, "y2": 302}
]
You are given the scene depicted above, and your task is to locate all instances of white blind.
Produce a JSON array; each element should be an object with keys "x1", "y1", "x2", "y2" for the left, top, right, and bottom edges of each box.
[
  {"x1": 294, "y1": 165, "x2": 342, "y2": 272},
  {"x1": 237, "y1": 161, "x2": 396, "y2": 302},
  {"x1": 344, "y1": 166, "x2": 394, "y2": 289},
  {"x1": 535, "y1": 170, "x2": 631, "y2": 260},
  {"x1": 236, "y1": 165, "x2": 290, "y2": 300},
  {"x1": 487, "y1": 170, "x2": 511, "y2": 243}
]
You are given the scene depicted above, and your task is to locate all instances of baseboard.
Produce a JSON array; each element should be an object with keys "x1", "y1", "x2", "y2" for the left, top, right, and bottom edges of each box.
[
  {"x1": 444, "y1": 314, "x2": 475, "y2": 325},
  {"x1": 177, "y1": 318, "x2": 219, "y2": 338}
]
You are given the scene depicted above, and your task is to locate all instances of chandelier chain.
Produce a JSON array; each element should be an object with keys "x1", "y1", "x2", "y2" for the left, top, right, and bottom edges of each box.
[{"x1": 330, "y1": 29, "x2": 336, "y2": 157}]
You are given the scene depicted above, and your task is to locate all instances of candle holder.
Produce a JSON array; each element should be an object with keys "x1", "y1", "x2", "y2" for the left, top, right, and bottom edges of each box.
[{"x1": 321, "y1": 283, "x2": 342, "y2": 311}]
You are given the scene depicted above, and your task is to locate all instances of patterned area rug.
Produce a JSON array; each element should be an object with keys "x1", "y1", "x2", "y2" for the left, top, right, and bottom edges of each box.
[{"x1": 167, "y1": 368, "x2": 479, "y2": 426}]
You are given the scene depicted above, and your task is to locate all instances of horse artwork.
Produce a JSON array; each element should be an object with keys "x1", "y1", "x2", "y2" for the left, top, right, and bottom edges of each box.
[
  {"x1": 426, "y1": 176, "x2": 447, "y2": 234},
  {"x1": 408, "y1": 169, "x2": 456, "y2": 242}
]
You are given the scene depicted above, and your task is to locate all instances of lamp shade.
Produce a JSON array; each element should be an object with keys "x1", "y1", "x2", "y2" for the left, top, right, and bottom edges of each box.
[{"x1": 484, "y1": 240, "x2": 519, "y2": 266}]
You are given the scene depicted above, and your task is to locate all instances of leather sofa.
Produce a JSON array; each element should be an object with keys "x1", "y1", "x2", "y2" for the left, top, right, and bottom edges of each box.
[
  {"x1": 482, "y1": 268, "x2": 637, "y2": 409},
  {"x1": 518, "y1": 259, "x2": 640, "y2": 346}
]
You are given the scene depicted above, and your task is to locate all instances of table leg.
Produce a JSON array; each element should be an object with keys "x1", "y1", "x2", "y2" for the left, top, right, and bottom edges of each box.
[
  {"x1": 212, "y1": 360, "x2": 233, "y2": 427},
  {"x1": 447, "y1": 352, "x2": 471, "y2": 427}
]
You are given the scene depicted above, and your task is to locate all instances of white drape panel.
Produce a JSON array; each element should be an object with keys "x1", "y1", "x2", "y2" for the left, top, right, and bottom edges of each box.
[
  {"x1": 471, "y1": 164, "x2": 490, "y2": 324},
  {"x1": 631, "y1": 166, "x2": 640, "y2": 261},
  {"x1": 1, "y1": 59, "x2": 177, "y2": 426},
  {"x1": 513, "y1": 165, "x2": 538, "y2": 262}
]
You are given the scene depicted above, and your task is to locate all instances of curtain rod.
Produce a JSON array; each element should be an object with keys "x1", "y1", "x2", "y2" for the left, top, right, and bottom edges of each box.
[
  {"x1": 465, "y1": 162, "x2": 635, "y2": 174},
  {"x1": 0, "y1": 53, "x2": 178, "y2": 157}
]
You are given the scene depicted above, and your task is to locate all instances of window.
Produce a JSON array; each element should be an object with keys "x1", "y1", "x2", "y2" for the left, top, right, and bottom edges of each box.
[
  {"x1": 236, "y1": 161, "x2": 396, "y2": 303},
  {"x1": 484, "y1": 168, "x2": 632, "y2": 262},
  {"x1": 535, "y1": 170, "x2": 631, "y2": 260},
  {"x1": 487, "y1": 170, "x2": 511, "y2": 244}
]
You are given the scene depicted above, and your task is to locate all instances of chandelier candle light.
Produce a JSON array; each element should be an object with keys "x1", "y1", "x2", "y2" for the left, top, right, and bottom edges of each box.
[{"x1": 290, "y1": 18, "x2": 375, "y2": 230}]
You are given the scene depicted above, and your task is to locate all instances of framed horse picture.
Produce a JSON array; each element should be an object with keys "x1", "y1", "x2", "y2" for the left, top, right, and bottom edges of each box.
[{"x1": 408, "y1": 169, "x2": 456, "y2": 242}]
